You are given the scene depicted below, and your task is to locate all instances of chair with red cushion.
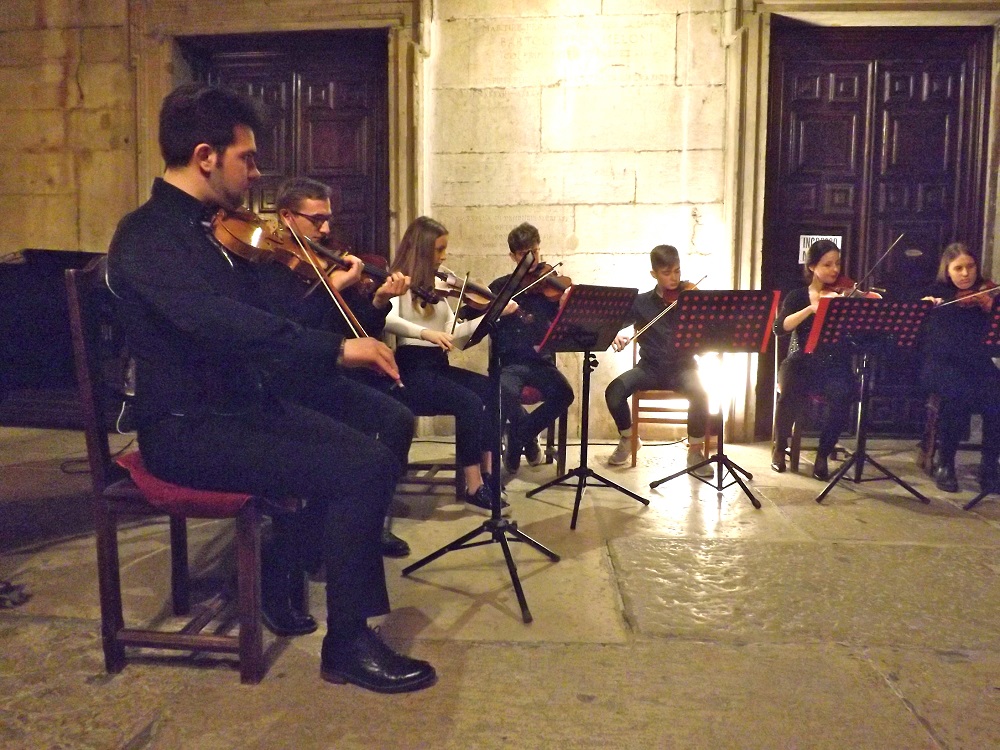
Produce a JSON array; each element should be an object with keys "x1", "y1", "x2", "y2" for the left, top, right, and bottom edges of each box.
[{"x1": 67, "y1": 257, "x2": 298, "y2": 684}]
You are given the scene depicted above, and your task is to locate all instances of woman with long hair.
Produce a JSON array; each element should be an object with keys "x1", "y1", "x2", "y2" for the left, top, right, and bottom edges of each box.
[{"x1": 384, "y1": 217, "x2": 516, "y2": 514}]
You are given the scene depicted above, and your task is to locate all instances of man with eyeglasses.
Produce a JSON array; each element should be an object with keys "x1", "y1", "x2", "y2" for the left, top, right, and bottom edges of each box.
[{"x1": 266, "y1": 177, "x2": 415, "y2": 559}]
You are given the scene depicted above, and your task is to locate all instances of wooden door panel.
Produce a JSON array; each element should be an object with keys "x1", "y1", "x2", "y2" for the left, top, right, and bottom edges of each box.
[
  {"x1": 180, "y1": 30, "x2": 389, "y2": 259},
  {"x1": 756, "y1": 23, "x2": 992, "y2": 439}
]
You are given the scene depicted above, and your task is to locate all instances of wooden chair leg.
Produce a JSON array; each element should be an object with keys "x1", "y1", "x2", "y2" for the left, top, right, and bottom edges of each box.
[
  {"x1": 94, "y1": 501, "x2": 126, "y2": 673},
  {"x1": 169, "y1": 516, "x2": 189, "y2": 616},
  {"x1": 236, "y1": 504, "x2": 264, "y2": 685},
  {"x1": 544, "y1": 419, "x2": 556, "y2": 465}
]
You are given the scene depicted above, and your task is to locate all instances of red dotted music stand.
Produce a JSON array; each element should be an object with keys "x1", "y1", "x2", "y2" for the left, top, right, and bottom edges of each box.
[
  {"x1": 960, "y1": 302, "x2": 1000, "y2": 511},
  {"x1": 648, "y1": 290, "x2": 779, "y2": 509},
  {"x1": 525, "y1": 284, "x2": 642, "y2": 530},
  {"x1": 805, "y1": 296, "x2": 934, "y2": 504}
]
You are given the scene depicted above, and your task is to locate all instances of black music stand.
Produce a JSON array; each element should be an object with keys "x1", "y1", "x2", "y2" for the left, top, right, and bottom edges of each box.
[
  {"x1": 648, "y1": 290, "x2": 779, "y2": 509},
  {"x1": 524, "y1": 284, "x2": 642, "y2": 530},
  {"x1": 806, "y1": 296, "x2": 935, "y2": 504},
  {"x1": 401, "y1": 251, "x2": 559, "y2": 624},
  {"x1": 961, "y1": 302, "x2": 1000, "y2": 511}
]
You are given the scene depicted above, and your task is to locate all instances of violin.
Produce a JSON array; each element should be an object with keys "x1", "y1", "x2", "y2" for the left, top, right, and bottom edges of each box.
[
  {"x1": 661, "y1": 279, "x2": 699, "y2": 305},
  {"x1": 433, "y1": 270, "x2": 495, "y2": 310},
  {"x1": 515, "y1": 262, "x2": 572, "y2": 302},
  {"x1": 821, "y1": 274, "x2": 882, "y2": 299},
  {"x1": 302, "y1": 236, "x2": 440, "y2": 306},
  {"x1": 943, "y1": 279, "x2": 1000, "y2": 313}
]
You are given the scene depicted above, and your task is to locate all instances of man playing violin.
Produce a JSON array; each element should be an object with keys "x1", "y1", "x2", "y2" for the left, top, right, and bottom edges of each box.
[
  {"x1": 605, "y1": 245, "x2": 712, "y2": 474},
  {"x1": 489, "y1": 222, "x2": 574, "y2": 478},
  {"x1": 106, "y1": 83, "x2": 435, "y2": 693},
  {"x1": 261, "y1": 177, "x2": 416, "y2": 560}
]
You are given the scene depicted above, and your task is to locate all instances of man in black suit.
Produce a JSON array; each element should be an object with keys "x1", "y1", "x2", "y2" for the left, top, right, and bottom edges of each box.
[{"x1": 106, "y1": 83, "x2": 435, "y2": 694}]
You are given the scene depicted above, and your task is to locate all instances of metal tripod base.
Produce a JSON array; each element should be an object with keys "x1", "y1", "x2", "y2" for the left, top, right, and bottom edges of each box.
[
  {"x1": 649, "y1": 453, "x2": 761, "y2": 509},
  {"x1": 815, "y1": 451, "x2": 930, "y2": 504},
  {"x1": 401, "y1": 516, "x2": 559, "y2": 624},
  {"x1": 527, "y1": 466, "x2": 649, "y2": 530},
  {"x1": 963, "y1": 489, "x2": 996, "y2": 511}
]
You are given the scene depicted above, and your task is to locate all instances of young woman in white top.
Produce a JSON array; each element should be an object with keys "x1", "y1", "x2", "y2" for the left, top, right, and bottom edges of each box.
[{"x1": 385, "y1": 217, "x2": 517, "y2": 514}]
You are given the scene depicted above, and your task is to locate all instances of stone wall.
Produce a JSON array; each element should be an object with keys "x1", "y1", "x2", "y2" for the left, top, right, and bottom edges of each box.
[
  {"x1": 428, "y1": 1, "x2": 728, "y2": 438},
  {"x1": 0, "y1": 1, "x2": 134, "y2": 256}
]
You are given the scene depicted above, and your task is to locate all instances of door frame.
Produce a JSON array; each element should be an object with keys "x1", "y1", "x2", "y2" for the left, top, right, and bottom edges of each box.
[
  {"x1": 128, "y1": 0, "x2": 423, "y2": 255},
  {"x1": 726, "y1": 1, "x2": 1000, "y2": 440}
]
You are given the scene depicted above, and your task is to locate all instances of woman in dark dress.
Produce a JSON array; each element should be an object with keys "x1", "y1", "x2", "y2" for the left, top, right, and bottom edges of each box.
[
  {"x1": 921, "y1": 242, "x2": 1000, "y2": 493},
  {"x1": 771, "y1": 240, "x2": 855, "y2": 479}
]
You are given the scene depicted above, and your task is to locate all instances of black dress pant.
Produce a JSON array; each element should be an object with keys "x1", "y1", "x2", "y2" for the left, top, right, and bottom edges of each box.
[
  {"x1": 394, "y1": 346, "x2": 499, "y2": 468},
  {"x1": 773, "y1": 354, "x2": 854, "y2": 456},
  {"x1": 139, "y1": 392, "x2": 399, "y2": 624},
  {"x1": 922, "y1": 358, "x2": 1000, "y2": 465},
  {"x1": 498, "y1": 359, "x2": 574, "y2": 450}
]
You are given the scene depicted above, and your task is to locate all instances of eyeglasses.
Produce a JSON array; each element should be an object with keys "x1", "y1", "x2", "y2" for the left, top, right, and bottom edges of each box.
[{"x1": 291, "y1": 210, "x2": 333, "y2": 229}]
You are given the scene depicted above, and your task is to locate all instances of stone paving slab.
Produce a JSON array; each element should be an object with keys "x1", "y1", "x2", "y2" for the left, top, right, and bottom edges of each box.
[
  {"x1": 611, "y1": 536, "x2": 1000, "y2": 651},
  {"x1": 2, "y1": 616, "x2": 969, "y2": 750}
]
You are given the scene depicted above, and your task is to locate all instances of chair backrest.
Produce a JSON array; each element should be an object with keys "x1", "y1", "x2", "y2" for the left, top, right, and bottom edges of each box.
[{"x1": 65, "y1": 256, "x2": 127, "y2": 494}]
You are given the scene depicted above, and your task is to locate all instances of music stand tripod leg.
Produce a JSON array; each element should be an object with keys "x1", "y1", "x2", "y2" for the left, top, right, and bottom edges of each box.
[
  {"x1": 963, "y1": 491, "x2": 991, "y2": 510},
  {"x1": 862, "y1": 454, "x2": 931, "y2": 504},
  {"x1": 815, "y1": 452, "x2": 859, "y2": 503}
]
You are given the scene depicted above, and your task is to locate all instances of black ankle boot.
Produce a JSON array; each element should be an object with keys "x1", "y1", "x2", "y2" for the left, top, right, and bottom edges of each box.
[
  {"x1": 771, "y1": 442, "x2": 787, "y2": 473},
  {"x1": 812, "y1": 452, "x2": 830, "y2": 481},
  {"x1": 262, "y1": 542, "x2": 317, "y2": 637},
  {"x1": 933, "y1": 461, "x2": 958, "y2": 493}
]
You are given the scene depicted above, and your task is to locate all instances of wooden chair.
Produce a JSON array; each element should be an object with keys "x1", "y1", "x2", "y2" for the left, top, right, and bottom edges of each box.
[
  {"x1": 67, "y1": 257, "x2": 294, "y2": 684},
  {"x1": 629, "y1": 343, "x2": 714, "y2": 467},
  {"x1": 402, "y1": 415, "x2": 467, "y2": 501}
]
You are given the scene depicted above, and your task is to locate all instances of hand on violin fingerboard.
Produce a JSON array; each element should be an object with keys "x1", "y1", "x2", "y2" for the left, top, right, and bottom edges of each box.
[
  {"x1": 328, "y1": 255, "x2": 364, "y2": 291},
  {"x1": 420, "y1": 329, "x2": 454, "y2": 351},
  {"x1": 373, "y1": 272, "x2": 410, "y2": 309}
]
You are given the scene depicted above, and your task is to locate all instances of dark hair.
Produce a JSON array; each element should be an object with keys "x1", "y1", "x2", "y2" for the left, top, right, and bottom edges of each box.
[
  {"x1": 508, "y1": 222, "x2": 540, "y2": 254},
  {"x1": 650, "y1": 245, "x2": 679, "y2": 270},
  {"x1": 275, "y1": 177, "x2": 332, "y2": 212},
  {"x1": 936, "y1": 241, "x2": 976, "y2": 285},
  {"x1": 390, "y1": 216, "x2": 448, "y2": 307},
  {"x1": 804, "y1": 239, "x2": 840, "y2": 281},
  {"x1": 158, "y1": 84, "x2": 266, "y2": 168}
]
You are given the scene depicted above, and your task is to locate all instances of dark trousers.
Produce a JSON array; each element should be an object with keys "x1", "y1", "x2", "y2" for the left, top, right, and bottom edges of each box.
[
  {"x1": 605, "y1": 361, "x2": 708, "y2": 439},
  {"x1": 773, "y1": 355, "x2": 853, "y2": 456},
  {"x1": 395, "y1": 346, "x2": 500, "y2": 468},
  {"x1": 499, "y1": 360, "x2": 574, "y2": 450},
  {"x1": 139, "y1": 389, "x2": 402, "y2": 626},
  {"x1": 922, "y1": 359, "x2": 1000, "y2": 466}
]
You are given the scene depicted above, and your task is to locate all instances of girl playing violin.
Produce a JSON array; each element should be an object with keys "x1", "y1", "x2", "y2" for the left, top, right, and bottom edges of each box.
[
  {"x1": 920, "y1": 242, "x2": 1000, "y2": 493},
  {"x1": 771, "y1": 239, "x2": 855, "y2": 479},
  {"x1": 604, "y1": 244, "x2": 712, "y2": 475},
  {"x1": 384, "y1": 216, "x2": 518, "y2": 515}
]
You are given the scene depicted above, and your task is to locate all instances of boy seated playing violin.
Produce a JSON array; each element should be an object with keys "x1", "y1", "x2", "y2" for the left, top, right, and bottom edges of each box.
[
  {"x1": 489, "y1": 222, "x2": 575, "y2": 477},
  {"x1": 605, "y1": 244, "x2": 712, "y2": 475}
]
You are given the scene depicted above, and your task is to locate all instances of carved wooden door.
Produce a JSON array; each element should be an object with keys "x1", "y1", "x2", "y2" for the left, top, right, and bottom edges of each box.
[
  {"x1": 182, "y1": 31, "x2": 390, "y2": 258},
  {"x1": 756, "y1": 22, "x2": 992, "y2": 438}
]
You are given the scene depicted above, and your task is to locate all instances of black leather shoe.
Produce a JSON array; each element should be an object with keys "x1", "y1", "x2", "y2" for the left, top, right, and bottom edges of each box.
[
  {"x1": 321, "y1": 627, "x2": 437, "y2": 694},
  {"x1": 381, "y1": 528, "x2": 410, "y2": 558},
  {"x1": 933, "y1": 463, "x2": 959, "y2": 493},
  {"x1": 812, "y1": 453, "x2": 830, "y2": 481},
  {"x1": 262, "y1": 600, "x2": 318, "y2": 636},
  {"x1": 770, "y1": 445, "x2": 786, "y2": 473}
]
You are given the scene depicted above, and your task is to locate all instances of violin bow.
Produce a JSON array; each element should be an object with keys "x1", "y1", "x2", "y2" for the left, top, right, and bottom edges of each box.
[
  {"x1": 511, "y1": 261, "x2": 564, "y2": 300},
  {"x1": 935, "y1": 283, "x2": 1000, "y2": 308},
  {"x1": 616, "y1": 275, "x2": 708, "y2": 352},
  {"x1": 851, "y1": 232, "x2": 904, "y2": 296},
  {"x1": 284, "y1": 220, "x2": 368, "y2": 338}
]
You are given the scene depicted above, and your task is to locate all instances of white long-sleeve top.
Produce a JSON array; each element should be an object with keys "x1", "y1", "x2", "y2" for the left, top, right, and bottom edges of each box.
[{"x1": 384, "y1": 291, "x2": 479, "y2": 350}]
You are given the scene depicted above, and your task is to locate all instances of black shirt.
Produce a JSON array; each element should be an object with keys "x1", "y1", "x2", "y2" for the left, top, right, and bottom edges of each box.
[
  {"x1": 628, "y1": 287, "x2": 695, "y2": 370},
  {"x1": 107, "y1": 179, "x2": 343, "y2": 424},
  {"x1": 489, "y1": 272, "x2": 561, "y2": 366}
]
